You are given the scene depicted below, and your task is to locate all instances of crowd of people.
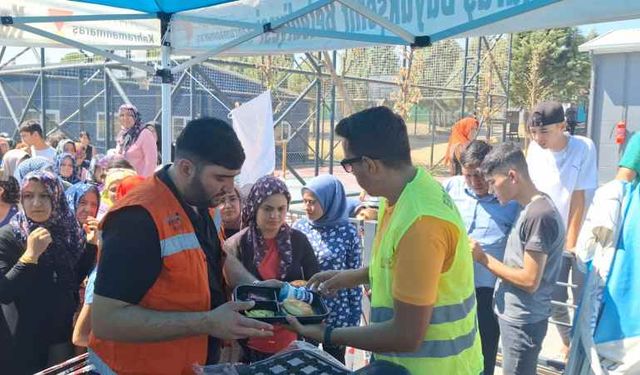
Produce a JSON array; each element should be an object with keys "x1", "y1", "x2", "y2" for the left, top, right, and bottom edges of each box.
[{"x1": 0, "y1": 99, "x2": 637, "y2": 375}]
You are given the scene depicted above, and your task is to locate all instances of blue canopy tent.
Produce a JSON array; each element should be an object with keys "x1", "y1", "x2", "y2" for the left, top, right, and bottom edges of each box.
[{"x1": 2, "y1": 0, "x2": 640, "y2": 163}]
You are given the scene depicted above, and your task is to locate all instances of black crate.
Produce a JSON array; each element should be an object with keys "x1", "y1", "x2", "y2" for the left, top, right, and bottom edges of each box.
[{"x1": 236, "y1": 349, "x2": 350, "y2": 375}]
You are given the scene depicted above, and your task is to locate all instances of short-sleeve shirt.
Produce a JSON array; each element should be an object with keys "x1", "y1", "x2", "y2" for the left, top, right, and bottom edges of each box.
[
  {"x1": 494, "y1": 195, "x2": 565, "y2": 324},
  {"x1": 84, "y1": 267, "x2": 97, "y2": 305},
  {"x1": 32, "y1": 146, "x2": 56, "y2": 162},
  {"x1": 376, "y1": 205, "x2": 459, "y2": 307},
  {"x1": 527, "y1": 135, "x2": 598, "y2": 227},
  {"x1": 444, "y1": 176, "x2": 520, "y2": 289}
]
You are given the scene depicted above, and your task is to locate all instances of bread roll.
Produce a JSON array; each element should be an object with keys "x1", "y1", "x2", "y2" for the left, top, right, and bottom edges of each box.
[{"x1": 282, "y1": 298, "x2": 314, "y2": 316}]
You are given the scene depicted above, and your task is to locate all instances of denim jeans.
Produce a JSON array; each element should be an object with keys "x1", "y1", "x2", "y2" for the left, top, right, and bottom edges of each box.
[{"x1": 498, "y1": 318, "x2": 548, "y2": 375}]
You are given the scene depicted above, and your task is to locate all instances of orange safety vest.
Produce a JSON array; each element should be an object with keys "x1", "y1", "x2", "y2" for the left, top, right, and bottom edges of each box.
[{"x1": 89, "y1": 175, "x2": 211, "y2": 375}]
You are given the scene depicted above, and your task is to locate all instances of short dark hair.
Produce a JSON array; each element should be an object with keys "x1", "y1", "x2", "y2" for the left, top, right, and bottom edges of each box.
[
  {"x1": 335, "y1": 106, "x2": 411, "y2": 168},
  {"x1": 0, "y1": 176, "x2": 20, "y2": 204},
  {"x1": 459, "y1": 140, "x2": 493, "y2": 168},
  {"x1": 480, "y1": 142, "x2": 530, "y2": 179},
  {"x1": 19, "y1": 120, "x2": 44, "y2": 138},
  {"x1": 79, "y1": 131, "x2": 91, "y2": 142},
  {"x1": 175, "y1": 117, "x2": 245, "y2": 170}
]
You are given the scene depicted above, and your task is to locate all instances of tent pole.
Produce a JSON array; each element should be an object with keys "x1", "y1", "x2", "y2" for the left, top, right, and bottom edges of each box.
[
  {"x1": 160, "y1": 14, "x2": 173, "y2": 164},
  {"x1": 104, "y1": 67, "x2": 112, "y2": 150},
  {"x1": 328, "y1": 50, "x2": 337, "y2": 175},
  {"x1": 40, "y1": 48, "x2": 46, "y2": 133},
  {"x1": 189, "y1": 67, "x2": 195, "y2": 119},
  {"x1": 314, "y1": 73, "x2": 322, "y2": 176}
]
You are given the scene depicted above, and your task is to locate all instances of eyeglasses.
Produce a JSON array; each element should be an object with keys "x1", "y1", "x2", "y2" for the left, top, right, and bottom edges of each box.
[{"x1": 340, "y1": 156, "x2": 365, "y2": 173}]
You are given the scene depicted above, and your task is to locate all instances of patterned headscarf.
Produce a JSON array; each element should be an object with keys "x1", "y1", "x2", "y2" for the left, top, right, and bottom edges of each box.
[
  {"x1": 66, "y1": 182, "x2": 100, "y2": 219},
  {"x1": 14, "y1": 156, "x2": 54, "y2": 182},
  {"x1": 10, "y1": 170, "x2": 85, "y2": 273},
  {"x1": 54, "y1": 152, "x2": 80, "y2": 184},
  {"x1": 116, "y1": 104, "x2": 144, "y2": 154},
  {"x1": 241, "y1": 175, "x2": 292, "y2": 279},
  {"x1": 302, "y1": 175, "x2": 349, "y2": 228},
  {"x1": 56, "y1": 139, "x2": 76, "y2": 155}
]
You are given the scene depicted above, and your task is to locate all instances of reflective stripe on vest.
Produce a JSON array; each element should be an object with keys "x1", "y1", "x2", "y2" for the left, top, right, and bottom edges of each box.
[
  {"x1": 160, "y1": 233, "x2": 200, "y2": 258},
  {"x1": 88, "y1": 349, "x2": 117, "y2": 375},
  {"x1": 369, "y1": 168, "x2": 483, "y2": 374},
  {"x1": 371, "y1": 292, "x2": 476, "y2": 325},
  {"x1": 378, "y1": 320, "x2": 478, "y2": 359}
]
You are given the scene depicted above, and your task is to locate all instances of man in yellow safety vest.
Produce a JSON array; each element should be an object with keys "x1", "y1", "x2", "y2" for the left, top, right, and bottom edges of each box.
[{"x1": 287, "y1": 106, "x2": 483, "y2": 374}]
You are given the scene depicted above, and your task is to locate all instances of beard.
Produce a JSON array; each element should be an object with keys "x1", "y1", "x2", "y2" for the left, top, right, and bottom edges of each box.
[{"x1": 183, "y1": 173, "x2": 227, "y2": 208}]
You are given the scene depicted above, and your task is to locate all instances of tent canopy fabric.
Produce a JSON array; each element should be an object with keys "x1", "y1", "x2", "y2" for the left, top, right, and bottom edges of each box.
[
  {"x1": 580, "y1": 29, "x2": 640, "y2": 55},
  {"x1": 73, "y1": 0, "x2": 235, "y2": 13},
  {"x1": 3, "y1": 0, "x2": 640, "y2": 58}
]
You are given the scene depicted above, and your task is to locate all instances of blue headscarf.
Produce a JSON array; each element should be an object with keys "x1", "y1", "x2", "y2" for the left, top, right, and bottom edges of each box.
[
  {"x1": 301, "y1": 175, "x2": 348, "y2": 228},
  {"x1": 66, "y1": 182, "x2": 100, "y2": 218},
  {"x1": 14, "y1": 156, "x2": 54, "y2": 182}
]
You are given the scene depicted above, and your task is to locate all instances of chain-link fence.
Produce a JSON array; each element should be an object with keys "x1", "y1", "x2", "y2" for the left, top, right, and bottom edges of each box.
[{"x1": 0, "y1": 36, "x2": 512, "y2": 179}]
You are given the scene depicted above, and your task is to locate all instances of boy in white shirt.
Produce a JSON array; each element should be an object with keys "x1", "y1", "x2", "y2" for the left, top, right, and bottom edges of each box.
[
  {"x1": 526, "y1": 101, "x2": 598, "y2": 359},
  {"x1": 19, "y1": 120, "x2": 56, "y2": 161}
]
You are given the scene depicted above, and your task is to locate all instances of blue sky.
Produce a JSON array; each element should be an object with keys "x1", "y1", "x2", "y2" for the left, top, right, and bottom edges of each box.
[{"x1": 580, "y1": 19, "x2": 640, "y2": 36}]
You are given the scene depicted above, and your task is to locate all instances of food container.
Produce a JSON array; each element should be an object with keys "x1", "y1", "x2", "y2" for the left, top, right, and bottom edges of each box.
[{"x1": 233, "y1": 285, "x2": 329, "y2": 325}]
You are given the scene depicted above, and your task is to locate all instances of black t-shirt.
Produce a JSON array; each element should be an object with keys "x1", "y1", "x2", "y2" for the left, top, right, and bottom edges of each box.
[{"x1": 94, "y1": 165, "x2": 226, "y2": 362}]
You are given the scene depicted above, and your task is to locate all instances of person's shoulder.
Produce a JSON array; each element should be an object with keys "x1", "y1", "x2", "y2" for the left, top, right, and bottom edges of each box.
[
  {"x1": 292, "y1": 217, "x2": 310, "y2": 231},
  {"x1": 569, "y1": 135, "x2": 596, "y2": 153},
  {"x1": 526, "y1": 196, "x2": 562, "y2": 222},
  {"x1": 103, "y1": 205, "x2": 154, "y2": 230}
]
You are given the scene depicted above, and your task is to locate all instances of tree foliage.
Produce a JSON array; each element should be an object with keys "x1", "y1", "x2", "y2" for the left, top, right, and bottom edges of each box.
[{"x1": 510, "y1": 27, "x2": 593, "y2": 109}]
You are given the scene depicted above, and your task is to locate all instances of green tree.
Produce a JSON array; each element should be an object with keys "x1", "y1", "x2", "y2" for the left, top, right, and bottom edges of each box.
[{"x1": 510, "y1": 27, "x2": 593, "y2": 108}]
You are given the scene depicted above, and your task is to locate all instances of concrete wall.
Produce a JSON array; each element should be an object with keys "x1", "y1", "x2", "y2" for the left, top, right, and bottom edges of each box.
[{"x1": 589, "y1": 52, "x2": 640, "y2": 184}]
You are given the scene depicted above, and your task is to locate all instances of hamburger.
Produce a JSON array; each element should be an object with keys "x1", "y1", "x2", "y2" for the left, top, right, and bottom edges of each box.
[{"x1": 282, "y1": 298, "x2": 314, "y2": 316}]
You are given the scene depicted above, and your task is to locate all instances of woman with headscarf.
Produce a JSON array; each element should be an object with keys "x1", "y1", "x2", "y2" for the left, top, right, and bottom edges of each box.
[
  {"x1": 54, "y1": 152, "x2": 81, "y2": 184},
  {"x1": 115, "y1": 104, "x2": 157, "y2": 177},
  {"x1": 218, "y1": 187, "x2": 242, "y2": 242},
  {"x1": 0, "y1": 174, "x2": 20, "y2": 227},
  {"x1": 2, "y1": 149, "x2": 30, "y2": 180},
  {"x1": 66, "y1": 182, "x2": 101, "y2": 349},
  {"x1": 96, "y1": 168, "x2": 137, "y2": 220},
  {"x1": 56, "y1": 139, "x2": 76, "y2": 156},
  {"x1": 14, "y1": 156, "x2": 53, "y2": 183},
  {"x1": 0, "y1": 171, "x2": 89, "y2": 374},
  {"x1": 292, "y1": 175, "x2": 363, "y2": 363},
  {"x1": 445, "y1": 116, "x2": 479, "y2": 176},
  {"x1": 223, "y1": 175, "x2": 320, "y2": 363},
  {"x1": 88, "y1": 154, "x2": 108, "y2": 189}
]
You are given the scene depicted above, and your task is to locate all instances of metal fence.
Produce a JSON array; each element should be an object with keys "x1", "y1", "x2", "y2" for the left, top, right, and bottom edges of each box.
[{"x1": 0, "y1": 36, "x2": 513, "y2": 182}]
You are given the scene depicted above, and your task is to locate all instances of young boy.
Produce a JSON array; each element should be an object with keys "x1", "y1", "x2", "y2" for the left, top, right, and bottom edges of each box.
[{"x1": 472, "y1": 142, "x2": 565, "y2": 375}]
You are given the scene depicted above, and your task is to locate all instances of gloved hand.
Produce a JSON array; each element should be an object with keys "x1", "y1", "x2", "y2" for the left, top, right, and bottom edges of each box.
[{"x1": 619, "y1": 132, "x2": 640, "y2": 174}]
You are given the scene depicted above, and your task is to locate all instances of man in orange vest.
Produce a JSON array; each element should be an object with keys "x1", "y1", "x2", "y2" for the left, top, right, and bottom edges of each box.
[{"x1": 89, "y1": 117, "x2": 274, "y2": 375}]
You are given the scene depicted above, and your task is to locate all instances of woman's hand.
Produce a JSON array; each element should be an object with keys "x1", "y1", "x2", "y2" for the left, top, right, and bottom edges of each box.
[
  {"x1": 25, "y1": 227, "x2": 52, "y2": 260},
  {"x1": 83, "y1": 217, "x2": 99, "y2": 245}
]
